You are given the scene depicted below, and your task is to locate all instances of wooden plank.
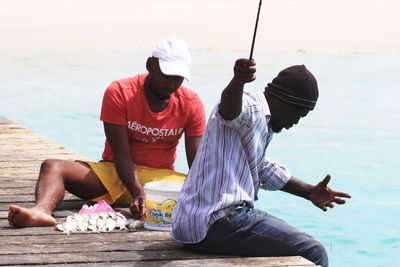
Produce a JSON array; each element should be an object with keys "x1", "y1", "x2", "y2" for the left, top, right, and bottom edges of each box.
[
  {"x1": 0, "y1": 169, "x2": 40, "y2": 176},
  {"x1": 0, "y1": 157, "x2": 85, "y2": 164},
  {"x1": 0, "y1": 142, "x2": 57, "y2": 148},
  {"x1": 58, "y1": 258, "x2": 317, "y2": 267},
  {"x1": 0, "y1": 161, "x2": 45, "y2": 167},
  {"x1": 0, "y1": 250, "x2": 232, "y2": 266},
  {"x1": 0, "y1": 161, "x2": 42, "y2": 165},
  {"x1": 0, "y1": 151, "x2": 87, "y2": 157},
  {"x1": 0, "y1": 144, "x2": 68, "y2": 150},
  {"x1": 0, "y1": 176, "x2": 39, "y2": 180},
  {"x1": 0, "y1": 187, "x2": 35, "y2": 193},
  {"x1": 0, "y1": 223, "x2": 135, "y2": 236},
  {"x1": 0, "y1": 238, "x2": 318, "y2": 266},
  {"x1": 0, "y1": 136, "x2": 49, "y2": 141},
  {"x1": 0, "y1": 188, "x2": 40, "y2": 194},
  {"x1": 0, "y1": 176, "x2": 38, "y2": 183},
  {"x1": 0, "y1": 188, "x2": 79, "y2": 196},
  {"x1": 0, "y1": 156, "x2": 79, "y2": 162},
  {"x1": 0, "y1": 253, "x2": 316, "y2": 266},
  {"x1": 0, "y1": 210, "x2": 80, "y2": 220},
  {"x1": 0, "y1": 176, "x2": 37, "y2": 181},
  {"x1": 0, "y1": 194, "x2": 79, "y2": 203},
  {"x1": 0, "y1": 200, "x2": 92, "y2": 211},
  {"x1": 0, "y1": 179, "x2": 40, "y2": 187},
  {"x1": 0, "y1": 206, "x2": 132, "y2": 219},
  {"x1": 0, "y1": 230, "x2": 174, "y2": 244},
  {"x1": 0, "y1": 193, "x2": 80, "y2": 203},
  {"x1": 0, "y1": 240, "x2": 183, "y2": 255},
  {"x1": 0, "y1": 185, "x2": 36, "y2": 191},
  {"x1": 0, "y1": 210, "x2": 75, "y2": 220},
  {"x1": 0, "y1": 128, "x2": 37, "y2": 134},
  {"x1": 133, "y1": 257, "x2": 317, "y2": 267}
]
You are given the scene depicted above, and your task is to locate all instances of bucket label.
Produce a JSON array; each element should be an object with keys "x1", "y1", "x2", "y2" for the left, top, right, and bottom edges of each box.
[{"x1": 146, "y1": 198, "x2": 177, "y2": 226}]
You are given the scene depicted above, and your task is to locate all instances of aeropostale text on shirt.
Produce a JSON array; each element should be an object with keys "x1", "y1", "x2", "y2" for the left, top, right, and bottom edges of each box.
[{"x1": 127, "y1": 121, "x2": 183, "y2": 137}]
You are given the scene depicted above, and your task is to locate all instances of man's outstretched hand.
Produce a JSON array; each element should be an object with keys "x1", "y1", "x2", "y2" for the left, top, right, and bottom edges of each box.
[{"x1": 310, "y1": 175, "x2": 351, "y2": 211}]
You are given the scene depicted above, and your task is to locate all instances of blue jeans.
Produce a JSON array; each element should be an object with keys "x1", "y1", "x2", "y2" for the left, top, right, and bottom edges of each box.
[{"x1": 186, "y1": 204, "x2": 328, "y2": 267}]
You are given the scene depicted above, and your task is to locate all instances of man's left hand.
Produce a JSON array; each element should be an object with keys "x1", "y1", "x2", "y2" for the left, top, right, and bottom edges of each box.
[{"x1": 310, "y1": 175, "x2": 351, "y2": 211}]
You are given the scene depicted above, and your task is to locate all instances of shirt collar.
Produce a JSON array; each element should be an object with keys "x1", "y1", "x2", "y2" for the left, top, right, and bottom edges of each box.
[{"x1": 256, "y1": 91, "x2": 271, "y2": 117}]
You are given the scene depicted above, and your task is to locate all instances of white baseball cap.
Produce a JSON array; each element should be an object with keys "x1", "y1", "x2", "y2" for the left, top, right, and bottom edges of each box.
[{"x1": 152, "y1": 36, "x2": 191, "y2": 80}]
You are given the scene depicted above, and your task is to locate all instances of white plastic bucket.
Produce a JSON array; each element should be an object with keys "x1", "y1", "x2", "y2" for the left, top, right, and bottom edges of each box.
[{"x1": 143, "y1": 181, "x2": 184, "y2": 231}]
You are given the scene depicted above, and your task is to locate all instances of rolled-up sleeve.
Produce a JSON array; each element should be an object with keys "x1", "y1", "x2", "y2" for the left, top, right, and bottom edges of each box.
[
  {"x1": 259, "y1": 158, "x2": 291, "y2": 191},
  {"x1": 215, "y1": 95, "x2": 262, "y2": 132},
  {"x1": 215, "y1": 104, "x2": 251, "y2": 130}
]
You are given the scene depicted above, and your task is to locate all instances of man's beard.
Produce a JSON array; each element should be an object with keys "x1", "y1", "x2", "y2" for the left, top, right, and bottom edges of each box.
[
  {"x1": 271, "y1": 127, "x2": 282, "y2": 133},
  {"x1": 269, "y1": 122, "x2": 282, "y2": 133}
]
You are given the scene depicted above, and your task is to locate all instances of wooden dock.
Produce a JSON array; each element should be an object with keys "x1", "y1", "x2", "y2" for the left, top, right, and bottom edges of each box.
[{"x1": 0, "y1": 116, "x2": 318, "y2": 266}]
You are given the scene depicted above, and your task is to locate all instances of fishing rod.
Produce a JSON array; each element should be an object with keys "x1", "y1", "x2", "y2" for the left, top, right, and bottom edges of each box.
[{"x1": 249, "y1": 0, "x2": 262, "y2": 59}]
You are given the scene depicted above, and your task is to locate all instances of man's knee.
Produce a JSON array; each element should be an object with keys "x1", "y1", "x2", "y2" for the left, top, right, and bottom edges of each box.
[
  {"x1": 314, "y1": 241, "x2": 328, "y2": 267},
  {"x1": 40, "y1": 159, "x2": 65, "y2": 176},
  {"x1": 302, "y1": 238, "x2": 328, "y2": 267}
]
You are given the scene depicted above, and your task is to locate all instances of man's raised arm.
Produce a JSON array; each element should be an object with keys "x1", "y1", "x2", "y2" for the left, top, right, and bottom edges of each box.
[{"x1": 218, "y1": 59, "x2": 256, "y2": 120}]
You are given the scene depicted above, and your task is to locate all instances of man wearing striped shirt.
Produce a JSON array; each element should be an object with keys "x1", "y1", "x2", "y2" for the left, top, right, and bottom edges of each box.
[{"x1": 172, "y1": 58, "x2": 351, "y2": 267}]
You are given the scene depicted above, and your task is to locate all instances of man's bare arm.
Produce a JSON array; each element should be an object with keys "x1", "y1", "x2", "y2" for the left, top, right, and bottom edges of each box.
[
  {"x1": 281, "y1": 175, "x2": 351, "y2": 211},
  {"x1": 103, "y1": 122, "x2": 146, "y2": 218},
  {"x1": 184, "y1": 135, "x2": 202, "y2": 168},
  {"x1": 218, "y1": 59, "x2": 256, "y2": 120}
]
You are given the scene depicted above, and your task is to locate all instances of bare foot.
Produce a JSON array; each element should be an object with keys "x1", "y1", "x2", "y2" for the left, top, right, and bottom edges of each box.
[{"x1": 8, "y1": 205, "x2": 57, "y2": 228}]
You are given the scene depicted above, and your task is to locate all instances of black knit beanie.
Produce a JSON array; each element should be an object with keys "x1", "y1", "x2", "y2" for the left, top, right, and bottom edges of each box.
[{"x1": 266, "y1": 65, "x2": 318, "y2": 110}]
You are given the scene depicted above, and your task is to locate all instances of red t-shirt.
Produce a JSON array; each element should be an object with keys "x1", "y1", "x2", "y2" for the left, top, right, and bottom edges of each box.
[{"x1": 100, "y1": 73, "x2": 206, "y2": 170}]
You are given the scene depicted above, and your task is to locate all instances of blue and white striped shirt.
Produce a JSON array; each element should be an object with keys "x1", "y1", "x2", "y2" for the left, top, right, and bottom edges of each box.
[{"x1": 172, "y1": 91, "x2": 291, "y2": 243}]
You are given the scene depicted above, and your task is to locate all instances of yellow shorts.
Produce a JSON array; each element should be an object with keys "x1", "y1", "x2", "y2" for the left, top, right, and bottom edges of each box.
[{"x1": 82, "y1": 161, "x2": 186, "y2": 205}]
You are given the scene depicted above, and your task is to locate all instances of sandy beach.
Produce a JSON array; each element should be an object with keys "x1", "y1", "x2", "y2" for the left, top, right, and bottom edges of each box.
[{"x1": 1, "y1": 0, "x2": 399, "y2": 55}]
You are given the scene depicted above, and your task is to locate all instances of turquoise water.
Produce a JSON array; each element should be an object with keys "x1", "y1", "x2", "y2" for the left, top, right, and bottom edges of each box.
[{"x1": 1, "y1": 50, "x2": 399, "y2": 267}]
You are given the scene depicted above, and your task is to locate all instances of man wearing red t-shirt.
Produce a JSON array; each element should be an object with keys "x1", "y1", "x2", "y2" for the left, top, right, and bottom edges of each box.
[{"x1": 8, "y1": 36, "x2": 206, "y2": 227}]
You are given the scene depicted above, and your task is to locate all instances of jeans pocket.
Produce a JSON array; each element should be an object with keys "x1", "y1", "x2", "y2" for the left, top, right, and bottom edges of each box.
[
  {"x1": 227, "y1": 206, "x2": 249, "y2": 229},
  {"x1": 217, "y1": 216, "x2": 238, "y2": 231},
  {"x1": 215, "y1": 204, "x2": 250, "y2": 231}
]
